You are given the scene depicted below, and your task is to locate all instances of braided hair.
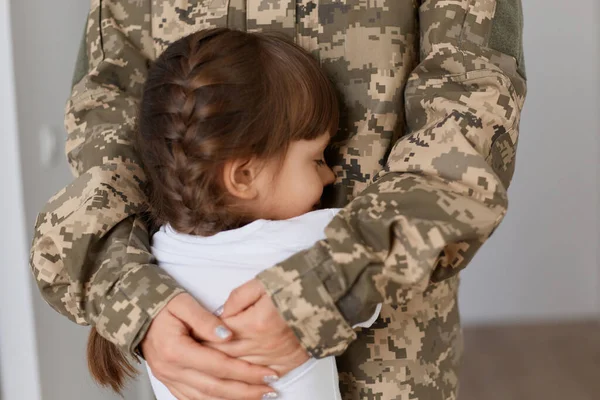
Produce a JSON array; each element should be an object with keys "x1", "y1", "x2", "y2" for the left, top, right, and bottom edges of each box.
[
  {"x1": 87, "y1": 27, "x2": 339, "y2": 392},
  {"x1": 138, "y1": 28, "x2": 339, "y2": 235}
]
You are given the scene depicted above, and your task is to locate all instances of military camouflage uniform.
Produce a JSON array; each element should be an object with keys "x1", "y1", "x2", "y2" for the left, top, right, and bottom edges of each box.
[{"x1": 31, "y1": 0, "x2": 526, "y2": 398}]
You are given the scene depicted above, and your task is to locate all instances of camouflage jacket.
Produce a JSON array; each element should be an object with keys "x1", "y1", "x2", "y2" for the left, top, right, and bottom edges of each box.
[{"x1": 31, "y1": 0, "x2": 526, "y2": 398}]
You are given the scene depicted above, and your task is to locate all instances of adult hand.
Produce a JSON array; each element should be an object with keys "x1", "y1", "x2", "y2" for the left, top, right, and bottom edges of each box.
[
  {"x1": 206, "y1": 279, "x2": 310, "y2": 376},
  {"x1": 141, "y1": 293, "x2": 280, "y2": 400}
]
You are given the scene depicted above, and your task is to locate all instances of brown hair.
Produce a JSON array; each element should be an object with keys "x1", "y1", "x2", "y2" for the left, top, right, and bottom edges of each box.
[{"x1": 87, "y1": 28, "x2": 338, "y2": 392}]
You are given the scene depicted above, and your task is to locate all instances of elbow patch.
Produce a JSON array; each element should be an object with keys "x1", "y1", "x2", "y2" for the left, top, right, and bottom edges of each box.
[
  {"x1": 71, "y1": 22, "x2": 89, "y2": 89},
  {"x1": 489, "y1": 0, "x2": 526, "y2": 79}
]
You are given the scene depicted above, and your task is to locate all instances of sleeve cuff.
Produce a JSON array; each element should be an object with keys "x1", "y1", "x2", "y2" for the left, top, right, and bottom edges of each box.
[
  {"x1": 257, "y1": 241, "x2": 357, "y2": 358},
  {"x1": 93, "y1": 263, "x2": 186, "y2": 357}
]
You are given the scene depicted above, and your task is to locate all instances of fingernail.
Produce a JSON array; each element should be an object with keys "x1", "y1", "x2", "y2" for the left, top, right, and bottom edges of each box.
[
  {"x1": 213, "y1": 306, "x2": 224, "y2": 317},
  {"x1": 263, "y1": 375, "x2": 279, "y2": 384},
  {"x1": 215, "y1": 325, "x2": 231, "y2": 339},
  {"x1": 262, "y1": 392, "x2": 278, "y2": 399}
]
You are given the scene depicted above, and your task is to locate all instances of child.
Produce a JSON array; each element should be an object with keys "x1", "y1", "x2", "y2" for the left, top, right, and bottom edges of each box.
[{"x1": 89, "y1": 28, "x2": 379, "y2": 399}]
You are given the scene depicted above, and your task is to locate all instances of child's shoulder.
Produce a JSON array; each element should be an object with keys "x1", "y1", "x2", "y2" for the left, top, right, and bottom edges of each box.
[
  {"x1": 257, "y1": 208, "x2": 341, "y2": 247},
  {"x1": 286, "y1": 208, "x2": 340, "y2": 223}
]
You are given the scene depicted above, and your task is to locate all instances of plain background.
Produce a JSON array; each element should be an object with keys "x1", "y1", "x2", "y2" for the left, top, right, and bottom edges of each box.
[{"x1": 1, "y1": 0, "x2": 598, "y2": 399}]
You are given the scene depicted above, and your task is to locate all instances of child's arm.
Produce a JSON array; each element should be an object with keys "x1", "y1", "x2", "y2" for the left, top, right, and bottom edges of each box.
[{"x1": 257, "y1": 0, "x2": 527, "y2": 358}]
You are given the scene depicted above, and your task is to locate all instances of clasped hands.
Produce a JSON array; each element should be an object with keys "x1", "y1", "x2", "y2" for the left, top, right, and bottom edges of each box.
[{"x1": 142, "y1": 279, "x2": 309, "y2": 400}]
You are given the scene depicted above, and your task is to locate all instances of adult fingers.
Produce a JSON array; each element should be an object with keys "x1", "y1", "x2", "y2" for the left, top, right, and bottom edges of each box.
[
  {"x1": 221, "y1": 279, "x2": 265, "y2": 318},
  {"x1": 166, "y1": 335, "x2": 279, "y2": 385},
  {"x1": 168, "y1": 293, "x2": 232, "y2": 342},
  {"x1": 169, "y1": 386, "x2": 191, "y2": 400},
  {"x1": 168, "y1": 369, "x2": 279, "y2": 400}
]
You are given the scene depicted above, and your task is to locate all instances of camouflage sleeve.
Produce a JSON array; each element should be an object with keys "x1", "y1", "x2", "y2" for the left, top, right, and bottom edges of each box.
[
  {"x1": 30, "y1": 0, "x2": 184, "y2": 355},
  {"x1": 257, "y1": 0, "x2": 527, "y2": 358}
]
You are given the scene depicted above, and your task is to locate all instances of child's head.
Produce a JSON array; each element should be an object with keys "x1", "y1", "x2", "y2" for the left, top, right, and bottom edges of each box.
[{"x1": 137, "y1": 28, "x2": 339, "y2": 235}]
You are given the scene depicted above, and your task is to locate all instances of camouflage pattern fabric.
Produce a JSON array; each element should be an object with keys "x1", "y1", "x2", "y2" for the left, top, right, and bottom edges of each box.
[{"x1": 30, "y1": 1, "x2": 527, "y2": 398}]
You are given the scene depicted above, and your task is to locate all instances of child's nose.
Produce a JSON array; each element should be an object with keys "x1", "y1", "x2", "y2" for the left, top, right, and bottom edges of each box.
[{"x1": 322, "y1": 166, "x2": 335, "y2": 186}]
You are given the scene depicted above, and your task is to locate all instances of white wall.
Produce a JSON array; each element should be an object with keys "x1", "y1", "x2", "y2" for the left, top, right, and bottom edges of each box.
[
  {"x1": 459, "y1": 0, "x2": 600, "y2": 324},
  {"x1": 0, "y1": 0, "x2": 42, "y2": 398},
  {"x1": 5, "y1": 0, "x2": 151, "y2": 399},
  {"x1": 10, "y1": 0, "x2": 81, "y2": 233}
]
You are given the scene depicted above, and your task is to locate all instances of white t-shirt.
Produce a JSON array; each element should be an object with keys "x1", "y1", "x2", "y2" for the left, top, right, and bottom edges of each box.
[{"x1": 146, "y1": 209, "x2": 381, "y2": 400}]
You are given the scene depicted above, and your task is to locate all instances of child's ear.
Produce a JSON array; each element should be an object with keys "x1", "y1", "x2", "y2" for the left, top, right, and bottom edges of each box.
[{"x1": 222, "y1": 159, "x2": 260, "y2": 200}]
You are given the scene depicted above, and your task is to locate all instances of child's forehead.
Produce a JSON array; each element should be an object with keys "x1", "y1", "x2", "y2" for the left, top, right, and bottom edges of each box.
[
  {"x1": 291, "y1": 133, "x2": 330, "y2": 153},
  {"x1": 310, "y1": 132, "x2": 332, "y2": 148}
]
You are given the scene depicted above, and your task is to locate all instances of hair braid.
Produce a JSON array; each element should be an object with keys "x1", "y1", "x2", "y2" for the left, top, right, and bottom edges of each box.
[
  {"x1": 87, "y1": 27, "x2": 340, "y2": 391},
  {"x1": 147, "y1": 30, "x2": 244, "y2": 235}
]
